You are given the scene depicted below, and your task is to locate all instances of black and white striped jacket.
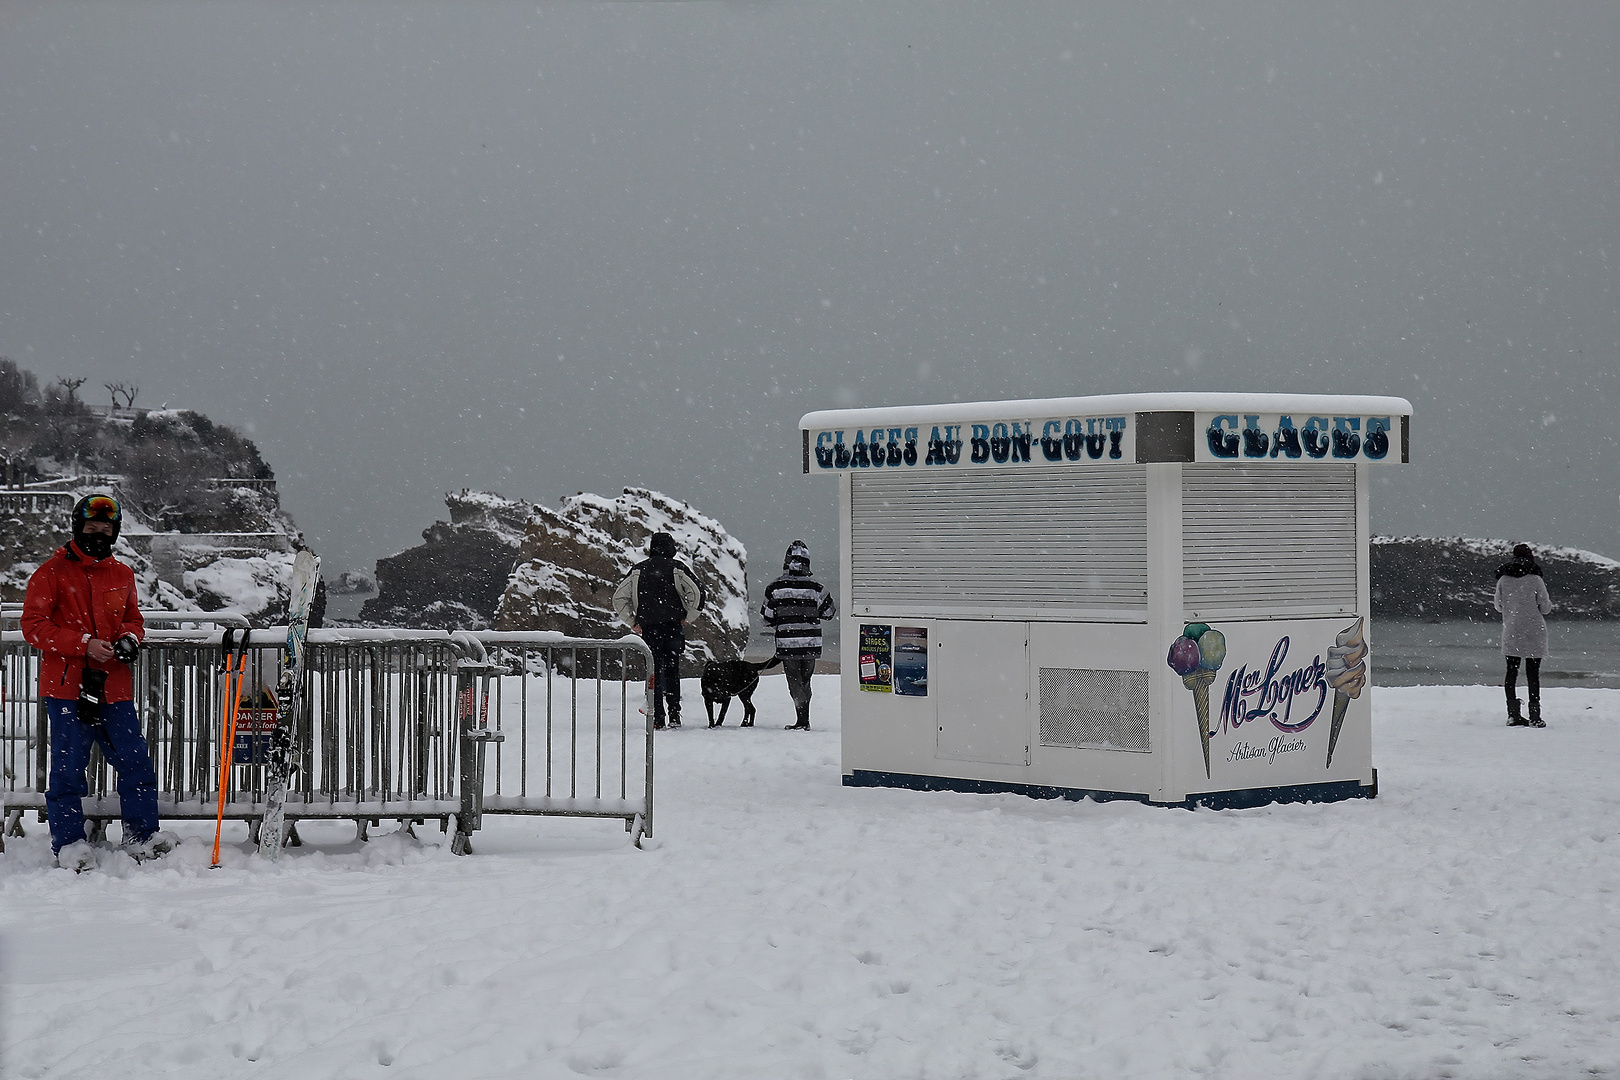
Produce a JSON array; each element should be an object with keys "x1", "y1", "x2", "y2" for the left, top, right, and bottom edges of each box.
[{"x1": 761, "y1": 541, "x2": 836, "y2": 659}]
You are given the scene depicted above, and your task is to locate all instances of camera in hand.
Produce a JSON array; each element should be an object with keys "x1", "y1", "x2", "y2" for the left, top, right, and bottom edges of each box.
[
  {"x1": 112, "y1": 635, "x2": 140, "y2": 663},
  {"x1": 78, "y1": 667, "x2": 108, "y2": 724}
]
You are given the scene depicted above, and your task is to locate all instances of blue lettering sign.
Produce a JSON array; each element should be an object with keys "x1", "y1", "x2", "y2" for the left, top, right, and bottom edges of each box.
[
  {"x1": 1302, "y1": 417, "x2": 1330, "y2": 458},
  {"x1": 1207, "y1": 415, "x2": 1240, "y2": 458},
  {"x1": 1331, "y1": 417, "x2": 1361, "y2": 459},
  {"x1": 1270, "y1": 416, "x2": 1302, "y2": 459},
  {"x1": 1364, "y1": 417, "x2": 1390, "y2": 460}
]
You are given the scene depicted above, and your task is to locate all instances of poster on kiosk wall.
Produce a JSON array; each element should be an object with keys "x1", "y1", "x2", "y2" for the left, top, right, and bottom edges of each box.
[
  {"x1": 859, "y1": 624, "x2": 893, "y2": 692},
  {"x1": 1166, "y1": 615, "x2": 1370, "y2": 790}
]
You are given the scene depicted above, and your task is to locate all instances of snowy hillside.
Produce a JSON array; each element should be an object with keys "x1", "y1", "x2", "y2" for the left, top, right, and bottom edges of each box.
[
  {"x1": 1, "y1": 484, "x2": 300, "y2": 622},
  {"x1": 4, "y1": 682, "x2": 1618, "y2": 1077}
]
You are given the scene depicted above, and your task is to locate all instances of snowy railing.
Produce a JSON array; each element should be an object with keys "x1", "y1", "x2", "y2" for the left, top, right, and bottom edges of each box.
[
  {"x1": 0, "y1": 627, "x2": 656, "y2": 852},
  {"x1": 0, "y1": 490, "x2": 76, "y2": 516}
]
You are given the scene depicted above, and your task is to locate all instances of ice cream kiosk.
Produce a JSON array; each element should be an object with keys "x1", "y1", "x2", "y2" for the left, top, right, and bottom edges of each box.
[{"x1": 799, "y1": 393, "x2": 1411, "y2": 808}]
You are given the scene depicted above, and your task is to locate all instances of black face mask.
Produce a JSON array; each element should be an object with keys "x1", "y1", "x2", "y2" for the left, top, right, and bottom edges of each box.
[{"x1": 76, "y1": 533, "x2": 115, "y2": 560}]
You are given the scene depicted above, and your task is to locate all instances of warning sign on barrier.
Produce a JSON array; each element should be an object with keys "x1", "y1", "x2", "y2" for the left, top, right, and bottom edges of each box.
[{"x1": 232, "y1": 690, "x2": 279, "y2": 765}]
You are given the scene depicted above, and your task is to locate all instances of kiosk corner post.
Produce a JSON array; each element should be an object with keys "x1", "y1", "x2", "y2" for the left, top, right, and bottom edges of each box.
[
  {"x1": 1146, "y1": 460, "x2": 1186, "y2": 805},
  {"x1": 451, "y1": 649, "x2": 502, "y2": 857}
]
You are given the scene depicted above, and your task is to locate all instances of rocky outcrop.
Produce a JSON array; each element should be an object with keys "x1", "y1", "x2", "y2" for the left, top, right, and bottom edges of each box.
[
  {"x1": 327, "y1": 570, "x2": 377, "y2": 596},
  {"x1": 1371, "y1": 537, "x2": 1620, "y2": 620},
  {"x1": 359, "y1": 490, "x2": 530, "y2": 630},
  {"x1": 495, "y1": 488, "x2": 750, "y2": 662},
  {"x1": 358, "y1": 488, "x2": 751, "y2": 657}
]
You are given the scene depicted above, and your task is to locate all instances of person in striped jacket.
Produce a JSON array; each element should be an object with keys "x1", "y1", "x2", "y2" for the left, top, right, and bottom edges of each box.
[{"x1": 761, "y1": 540, "x2": 836, "y2": 730}]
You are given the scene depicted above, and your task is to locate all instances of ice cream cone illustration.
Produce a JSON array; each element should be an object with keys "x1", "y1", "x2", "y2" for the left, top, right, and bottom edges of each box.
[
  {"x1": 1168, "y1": 623, "x2": 1226, "y2": 778},
  {"x1": 1182, "y1": 669, "x2": 1217, "y2": 775},
  {"x1": 1324, "y1": 617, "x2": 1368, "y2": 768}
]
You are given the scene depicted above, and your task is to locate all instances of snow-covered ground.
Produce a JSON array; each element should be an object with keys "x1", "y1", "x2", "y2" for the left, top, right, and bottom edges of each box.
[{"x1": 4, "y1": 679, "x2": 1619, "y2": 1079}]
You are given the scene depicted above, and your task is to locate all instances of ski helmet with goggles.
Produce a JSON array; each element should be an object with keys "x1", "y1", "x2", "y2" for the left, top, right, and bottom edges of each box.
[{"x1": 72, "y1": 493, "x2": 122, "y2": 558}]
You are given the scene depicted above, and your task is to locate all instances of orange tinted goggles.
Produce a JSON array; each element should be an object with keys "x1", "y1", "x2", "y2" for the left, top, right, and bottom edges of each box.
[{"x1": 83, "y1": 496, "x2": 120, "y2": 521}]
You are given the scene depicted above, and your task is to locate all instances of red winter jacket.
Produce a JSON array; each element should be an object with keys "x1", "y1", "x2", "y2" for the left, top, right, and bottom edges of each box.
[{"x1": 21, "y1": 542, "x2": 146, "y2": 703}]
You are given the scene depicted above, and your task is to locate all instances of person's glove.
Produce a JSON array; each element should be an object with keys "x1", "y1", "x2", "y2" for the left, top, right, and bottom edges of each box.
[{"x1": 112, "y1": 634, "x2": 140, "y2": 663}]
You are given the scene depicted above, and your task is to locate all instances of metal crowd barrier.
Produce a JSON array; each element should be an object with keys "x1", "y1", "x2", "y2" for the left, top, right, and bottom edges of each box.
[{"x1": 0, "y1": 627, "x2": 656, "y2": 853}]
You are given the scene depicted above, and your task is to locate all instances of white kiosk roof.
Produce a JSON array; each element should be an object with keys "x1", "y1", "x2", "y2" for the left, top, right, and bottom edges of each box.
[{"x1": 801, "y1": 392, "x2": 1413, "y2": 430}]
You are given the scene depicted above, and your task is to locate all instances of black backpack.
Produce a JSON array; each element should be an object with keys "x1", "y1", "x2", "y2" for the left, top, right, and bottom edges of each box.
[{"x1": 635, "y1": 558, "x2": 685, "y2": 624}]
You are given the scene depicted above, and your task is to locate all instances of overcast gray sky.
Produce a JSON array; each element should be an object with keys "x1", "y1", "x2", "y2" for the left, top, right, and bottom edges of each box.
[{"x1": 2, "y1": 2, "x2": 1615, "y2": 587}]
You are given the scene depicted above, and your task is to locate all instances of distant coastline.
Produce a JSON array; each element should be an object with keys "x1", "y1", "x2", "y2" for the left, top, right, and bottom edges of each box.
[{"x1": 1371, "y1": 537, "x2": 1620, "y2": 621}]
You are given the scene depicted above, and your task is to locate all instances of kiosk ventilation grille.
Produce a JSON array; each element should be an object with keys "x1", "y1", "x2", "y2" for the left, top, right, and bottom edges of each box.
[
  {"x1": 851, "y1": 467, "x2": 1149, "y2": 617},
  {"x1": 1038, "y1": 667, "x2": 1151, "y2": 752},
  {"x1": 1183, "y1": 463, "x2": 1358, "y2": 618}
]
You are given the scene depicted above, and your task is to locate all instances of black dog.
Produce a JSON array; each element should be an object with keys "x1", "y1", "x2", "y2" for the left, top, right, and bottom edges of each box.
[{"x1": 702, "y1": 657, "x2": 781, "y2": 727}]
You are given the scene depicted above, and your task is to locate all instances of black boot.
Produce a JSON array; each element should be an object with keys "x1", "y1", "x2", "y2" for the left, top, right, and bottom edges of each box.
[
  {"x1": 1528, "y1": 697, "x2": 1544, "y2": 728},
  {"x1": 1506, "y1": 696, "x2": 1527, "y2": 727},
  {"x1": 786, "y1": 700, "x2": 809, "y2": 730}
]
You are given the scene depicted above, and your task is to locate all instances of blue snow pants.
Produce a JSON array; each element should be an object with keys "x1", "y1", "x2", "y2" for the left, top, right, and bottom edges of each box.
[{"x1": 46, "y1": 697, "x2": 160, "y2": 852}]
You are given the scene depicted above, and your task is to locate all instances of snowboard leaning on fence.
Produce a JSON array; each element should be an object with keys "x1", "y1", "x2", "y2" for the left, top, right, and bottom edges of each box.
[{"x1": 259, "y1": 549, "x2": 320, "y2": 860}]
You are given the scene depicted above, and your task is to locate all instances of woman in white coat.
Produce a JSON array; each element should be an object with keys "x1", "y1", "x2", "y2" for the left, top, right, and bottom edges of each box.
[{"x1": 1494, "y1": 543, "x2": 1554, "y2": 727}]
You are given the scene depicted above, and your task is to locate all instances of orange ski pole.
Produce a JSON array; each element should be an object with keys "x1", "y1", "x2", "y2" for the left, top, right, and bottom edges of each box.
[{"x1": 211, "y1": 629, "x2": 250, "y2": 868}]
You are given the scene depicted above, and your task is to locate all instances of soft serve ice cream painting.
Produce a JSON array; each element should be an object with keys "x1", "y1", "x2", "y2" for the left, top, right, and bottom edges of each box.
[
  {"x1": 1169, "y1": 616, "x2": 1372, "y2": 786},
  {"x1": 1325, "y1": 617, "x2": 1368, "y2": 767}
]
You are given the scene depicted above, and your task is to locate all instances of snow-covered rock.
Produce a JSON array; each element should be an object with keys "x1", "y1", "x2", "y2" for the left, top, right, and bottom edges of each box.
[
  {"x1": 326, "y1": 569, "x2": 378, "y2": 596},
  {"x1": 496, "y1": 488, "x2": 750, "y2": 662},
  {"x1": 359, "y1": 490, "x2": 530, "y2": 630}
]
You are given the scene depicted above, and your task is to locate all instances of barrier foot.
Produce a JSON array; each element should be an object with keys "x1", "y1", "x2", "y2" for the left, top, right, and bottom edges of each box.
[
  {"x1": 449, "y1": 813, "x2": 473, "y2": 856},
  {"x1": 631, "y1": 813, "x2": 646, "y2": 850},
  {"x1": 286, "y1": 823, "x2": 303, "y2": 848},
  {"x1": 4, "y1": 808, "x2": 21, "y2": 837},
  {"x1": 356, "y1": 819, "x2": 369, "y2": 843}
]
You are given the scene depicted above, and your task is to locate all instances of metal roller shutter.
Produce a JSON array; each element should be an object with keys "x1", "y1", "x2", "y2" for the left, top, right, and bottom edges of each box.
[
  {"x1": 1182, "y1": 463, "x2": 1357, "y2": 619},
  {"x1": 850, "y1": 467, "x2": 1149, "y2": 619}
]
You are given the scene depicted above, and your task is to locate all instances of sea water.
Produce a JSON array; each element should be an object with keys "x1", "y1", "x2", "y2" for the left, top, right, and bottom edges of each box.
[{"x1": 1374, "y1": 619, "x2": 1620, "y2": 689}]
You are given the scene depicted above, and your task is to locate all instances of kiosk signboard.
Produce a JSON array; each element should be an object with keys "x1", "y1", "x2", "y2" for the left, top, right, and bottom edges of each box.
[
  {"x1": 809, "y1": 413, "x2": 1137, "y2": 473},
  {"x1": 1196, "y1": 412, "x2": 1403, "y2": 464}
]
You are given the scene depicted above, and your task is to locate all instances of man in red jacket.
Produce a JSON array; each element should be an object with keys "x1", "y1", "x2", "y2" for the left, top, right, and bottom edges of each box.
[{"x1": 22, "y1": 494, "x2": 172, "y2": 870}]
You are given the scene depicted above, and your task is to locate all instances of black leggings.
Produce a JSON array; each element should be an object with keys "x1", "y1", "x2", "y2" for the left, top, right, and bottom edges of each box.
[
  {"x1": 783, "y1": 659, "x2": 815, "y2": 706},
  {"x1": 1505, "y1": 656, "x2": 1540, "y2": 705}
]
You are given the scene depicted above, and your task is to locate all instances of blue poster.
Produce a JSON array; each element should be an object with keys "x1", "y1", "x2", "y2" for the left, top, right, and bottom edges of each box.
[{"x1": 894, "y1": 626, "x2": 928, "y2": 696}]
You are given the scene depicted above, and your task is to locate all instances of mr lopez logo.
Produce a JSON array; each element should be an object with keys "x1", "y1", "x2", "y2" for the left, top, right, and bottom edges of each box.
[
  {"x1": 1218, "y1": 636, "x2": 1328, "y2": 738},
  {"x1": 813, "y1": 417, "x2": 1127, "y2": 470}
]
